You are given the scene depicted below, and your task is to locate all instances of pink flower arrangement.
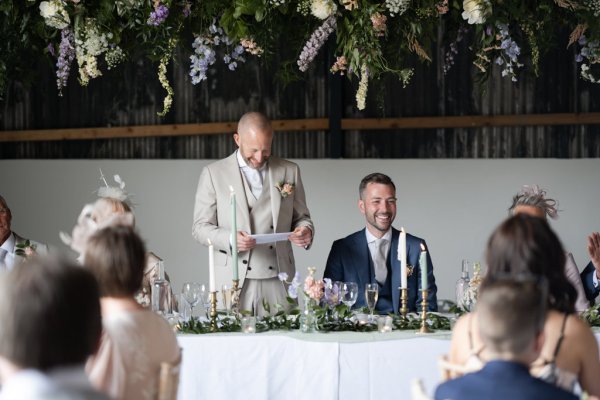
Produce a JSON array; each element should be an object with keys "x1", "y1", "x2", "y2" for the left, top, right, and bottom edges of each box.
[
  {"x1": 371, "y1": 12, "x2": 387, "y2": 37},
  {"x1": 276, "y1": 181, "x2": 295, "y2": 198},
  {"x1": 330, "y1": 56, "x2": 348, "y2": 75},
  {"x1": 304, "y1": 275, "x2": 325, "y2": 301}
]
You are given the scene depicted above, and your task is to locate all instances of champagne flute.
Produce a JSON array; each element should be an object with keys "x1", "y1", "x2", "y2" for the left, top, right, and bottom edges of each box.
[
  {"x1": 199, "y1": 284, "x2": 210, "y2": 319},
  {"x1": 182, "y1": 282, "x2": 201, "y2": 319},
  {"x1": 365, "y1": 283, "x2": 379, "y2": 323},
  {"x1": 221, "y1": 284, "x2": 233, "y2": 316},
  {"x1": 341, "y1": 282, "x2": 359, "y2": 308}
]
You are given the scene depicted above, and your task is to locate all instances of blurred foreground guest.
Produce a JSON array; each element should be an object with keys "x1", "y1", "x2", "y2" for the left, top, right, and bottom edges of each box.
[
  {"x1": 448, "y1": 215, "x2": 600, "y2": 396},
  {"x1": 85, "y1": 225, "x2": 180, "y2": 400},
  {"x1": 436, "y1": 278, "x2": 577, "y2": 400},
  {"x1": 0, "y1": 195, "x2": 48, "y2": 270},
  {"x1": 581, "y1": 232, "x2": 600, "y2": 304},
  {"x1": 508, "y1": 185, "x2": 589, "y2": 312},
  {"x1": 0, "y1": 256, "x2": 107, "y2": 400}
]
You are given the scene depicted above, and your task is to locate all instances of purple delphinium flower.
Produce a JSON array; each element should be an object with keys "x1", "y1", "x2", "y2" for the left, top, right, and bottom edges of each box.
[
  {"x1": 443, "y1": 25, "x2": 468, "y2": 75},
  {"x1": 297, "y1": 15, "x2": 337, "y2": 72},
  {"x1": 189, "y1": 36, "x2": 216, "y2": 84},
  {"x1": 495, "y1": 23, "x2": 522, "y2": 82},
  {"x1": 56, "y1": 27, "x2": 75, "y2": 96},
  {"x1": 182, "y1": 1, "x2": 191, "y2": 17},
  {"x1": 324, "y1": 279, "x2": 341, "y2": 307},
  {"x1": 47, "y1": 42, "x2": 56, "y2": 57},
  {"x1": 287, "y1": 272, "x2": 302, "y2": 299},
  {"x1": 147, "y1": 4, "x2": 169, "y2": 26}
]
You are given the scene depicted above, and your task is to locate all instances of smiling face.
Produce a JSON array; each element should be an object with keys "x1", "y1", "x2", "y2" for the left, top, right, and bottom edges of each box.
[
  {"x1": 359, "y1": 182, "x2": 397, "y2": 238},
  {"x1": 234, "y1": 112, "x2": 273, "y2": 170},
  {"x1": 0, "y1": 197, "x2": 12, "y2": 245}
]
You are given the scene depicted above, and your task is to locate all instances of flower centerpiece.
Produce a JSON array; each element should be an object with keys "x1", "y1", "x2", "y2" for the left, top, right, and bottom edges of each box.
[{"x1": 462, "y1": 261, "x2": 483, "y2": 311}]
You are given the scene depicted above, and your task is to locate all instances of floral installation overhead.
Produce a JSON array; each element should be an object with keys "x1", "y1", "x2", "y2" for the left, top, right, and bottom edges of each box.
[{"x1": 1, "y1": 0, "x2": 600, "y2": 114}]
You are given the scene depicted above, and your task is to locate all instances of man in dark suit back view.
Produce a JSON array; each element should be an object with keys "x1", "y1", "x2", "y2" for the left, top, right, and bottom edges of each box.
[{"x1": 435, "y1": 278, "x2": 577, "y2": 400}]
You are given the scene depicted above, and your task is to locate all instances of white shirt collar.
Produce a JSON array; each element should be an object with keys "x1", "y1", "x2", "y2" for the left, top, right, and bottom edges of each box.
[
  {"x1": 0, "y1": 232, "x2": 15, "y2": 253},
  {"x1": 365, "y1": 228, "x2": 392, "y2": 244}
]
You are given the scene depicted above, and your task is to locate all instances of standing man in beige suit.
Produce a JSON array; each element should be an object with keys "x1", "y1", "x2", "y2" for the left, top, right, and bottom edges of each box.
[{"x1": 193, "y1": 112, "x2": 314, "y2": 316}]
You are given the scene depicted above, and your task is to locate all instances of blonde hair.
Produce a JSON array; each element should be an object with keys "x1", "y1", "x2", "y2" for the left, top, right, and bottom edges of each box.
[{"x1": 92, "y1": 197, "x2": 134, "y2": 226}]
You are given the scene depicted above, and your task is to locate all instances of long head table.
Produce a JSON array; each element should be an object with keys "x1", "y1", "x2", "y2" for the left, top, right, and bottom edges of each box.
[{"x1": 177, "y1": 330, "x2": 453, "y2": 400}]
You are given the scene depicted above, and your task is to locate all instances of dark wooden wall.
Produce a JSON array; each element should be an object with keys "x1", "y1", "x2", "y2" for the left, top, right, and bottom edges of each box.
[{"x1": 1, "y1": 37, "x2": 600, "y2": 159}]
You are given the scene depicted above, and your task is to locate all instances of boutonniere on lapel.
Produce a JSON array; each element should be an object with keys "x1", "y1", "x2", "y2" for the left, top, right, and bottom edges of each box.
[
  {"x1": 275, "y1": 181, "x2": 295, "y2": 198},
  {"x1": 15, "y1": 240, "x2": 37, "y2": 258}
]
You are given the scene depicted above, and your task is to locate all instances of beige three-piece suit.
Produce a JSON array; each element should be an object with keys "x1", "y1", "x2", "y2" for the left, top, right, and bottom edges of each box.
[{"x1": 192, "y1": 152, "x2": 314, "y2": 314}]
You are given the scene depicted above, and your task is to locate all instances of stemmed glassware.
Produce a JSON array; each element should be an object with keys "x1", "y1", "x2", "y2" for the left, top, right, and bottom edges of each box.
[
  {"x1": 341, "y1": 282, "x2": 359, "y2": 309},
  {"x1": 182, "y1": 282, "x2": 201, "y2": 319},
  {"x1": 199, "y1": 284, "x2": 210, "y2": 319},
  {"x1": 365, "y1": 283, "x2": 379, "y2": 323}
]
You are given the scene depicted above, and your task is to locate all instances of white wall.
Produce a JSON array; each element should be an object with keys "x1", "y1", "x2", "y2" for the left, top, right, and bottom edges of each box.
[{"x1": 1, "y1": 159, "x2": 599, "y2": 301}]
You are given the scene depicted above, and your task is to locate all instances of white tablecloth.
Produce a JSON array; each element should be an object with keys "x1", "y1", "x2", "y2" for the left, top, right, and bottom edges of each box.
[{"x1": 177, "y1": 330, "x2": 453, "y2": 400}]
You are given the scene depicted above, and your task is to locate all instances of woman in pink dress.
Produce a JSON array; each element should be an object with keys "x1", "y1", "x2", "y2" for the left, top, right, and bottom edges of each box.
[{"x1": 84, "y1": 225, "x2": 180, "y2": 400}]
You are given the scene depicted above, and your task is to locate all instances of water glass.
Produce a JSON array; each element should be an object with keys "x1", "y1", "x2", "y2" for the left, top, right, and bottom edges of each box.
[
  {"x1": 377, "y1": 316, "x2": 393, "y2": 333},
  {"x1": 182, "y1": 282, "x2": 201, "y2": 318},
  {"x1": 341, "y1": 282, "x2": 359, "y2": 308},
  {"x1": 241, "y1": 316, "x2": 256, "y2": 334}
]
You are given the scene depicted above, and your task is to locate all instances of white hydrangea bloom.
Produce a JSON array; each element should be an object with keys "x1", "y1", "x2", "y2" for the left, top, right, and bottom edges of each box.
[
  {"x1": 311, "y1": 0, "x2": 337, "y2": 20},
  {"x1": 39, "y1": 0, "x2": 70, "y2": 30},
  {"x1": 461, "y1": 0, "x2": 491, "y2": 25}
]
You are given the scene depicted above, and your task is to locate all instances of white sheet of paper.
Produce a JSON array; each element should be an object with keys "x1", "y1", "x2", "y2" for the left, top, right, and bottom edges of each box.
[{"x1": 250, "y1": 232, "x2": 293, "y2": 244}]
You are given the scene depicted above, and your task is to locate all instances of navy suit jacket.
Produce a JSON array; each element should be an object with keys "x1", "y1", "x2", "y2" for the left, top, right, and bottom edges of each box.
[
  {"x1": 435, "y1": 360, "x2": 577, "y2": 400},
  {"x1": 323, "y1": 227, "x2": 437, "y2": 313},
  {"x1": 581, "y1": 261, "x2": 599, "y2": 304}
]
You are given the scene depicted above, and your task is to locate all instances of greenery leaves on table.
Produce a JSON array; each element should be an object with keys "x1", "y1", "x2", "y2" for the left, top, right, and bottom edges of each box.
[
  {"x1": 177, "y1": 303, "x2": 451, "y2": 334},
  {"x1": 2, "y1": 0, "x2": 600, "y2": 113}
]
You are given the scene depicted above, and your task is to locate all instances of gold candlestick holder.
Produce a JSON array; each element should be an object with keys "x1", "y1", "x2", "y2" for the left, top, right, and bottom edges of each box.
[
  {"x1": 417, "y1": 289, "x2": 433, "y2": 334},
  {"x1": 400, "y1": 287, "x2": 408, "y2": 318},
  {"x1": 231, "y1": 279, "x2": 241, "y2": 315},
  {"x1": 210, "y1": 291, "x2": 218, "y2": 332}
]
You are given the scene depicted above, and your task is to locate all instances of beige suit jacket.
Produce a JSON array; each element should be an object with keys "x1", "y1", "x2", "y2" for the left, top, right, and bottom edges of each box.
[{"x1": 192, "y1": 153, "x2": 314, "y2": 288}]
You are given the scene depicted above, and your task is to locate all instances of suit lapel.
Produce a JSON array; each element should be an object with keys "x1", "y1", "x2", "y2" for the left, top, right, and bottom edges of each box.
[
  {"x1": 226, "y1": 153, "x2": 251, "y2": 233},
  {"x1": 268, "y1": 158, "x2": 284, "y2": 232},
  {"x1": 354, "y1": 231, "x2": 372, "y2": 287}
]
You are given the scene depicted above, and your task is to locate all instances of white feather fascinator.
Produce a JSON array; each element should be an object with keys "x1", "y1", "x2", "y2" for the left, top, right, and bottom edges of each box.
[{"x1": 97, "y1": 168, "x2": 134, "y2": 207}]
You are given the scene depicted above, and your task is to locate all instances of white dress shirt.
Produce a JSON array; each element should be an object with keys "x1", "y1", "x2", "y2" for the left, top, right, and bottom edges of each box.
[
  {"x1": 236, "y1": 150, "x2": 267, "y2": 199},
  {"x1": 0, "y1": 233, "x2": 16, "y2": 271},
  {"x1": 365, "y1": 228, "x2": 392, "y2": 283}
]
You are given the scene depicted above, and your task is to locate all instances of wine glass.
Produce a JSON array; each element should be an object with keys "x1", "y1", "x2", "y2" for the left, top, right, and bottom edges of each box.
[
  {"x1": 341, "y1": 282, "x2": 358, "y2": 309},
  {"x1": 365, "y1": 283, "x2": 379, "y2": 323},
  {"x1": 182, "y1": 282, "x2": 201, "y2": 319}
]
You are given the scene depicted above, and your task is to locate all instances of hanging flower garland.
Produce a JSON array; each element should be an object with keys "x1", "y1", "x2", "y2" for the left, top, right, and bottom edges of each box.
[{"x1": 1, "y1": 0, "x2": 599, "y2": 115}]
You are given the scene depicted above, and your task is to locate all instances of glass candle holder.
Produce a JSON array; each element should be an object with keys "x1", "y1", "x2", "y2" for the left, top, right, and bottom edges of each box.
[
  {"x1": 241, "y1": 316, "x2": 256, "y2": 334},
  {"x1": 377, "y1": 316, "x2": 393, "y2": 333}
]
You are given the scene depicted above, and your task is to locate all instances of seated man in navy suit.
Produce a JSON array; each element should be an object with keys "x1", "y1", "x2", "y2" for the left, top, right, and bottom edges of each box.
[
  {"x1": 435, "y1": 278, "x2": 577, "y2": 400},
  {"x1": 581, "y1": 231, "x2": 600, "y2": 305},
  {"x1": 323, "y1": 173, "x2": 437, "y2": 313}
]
